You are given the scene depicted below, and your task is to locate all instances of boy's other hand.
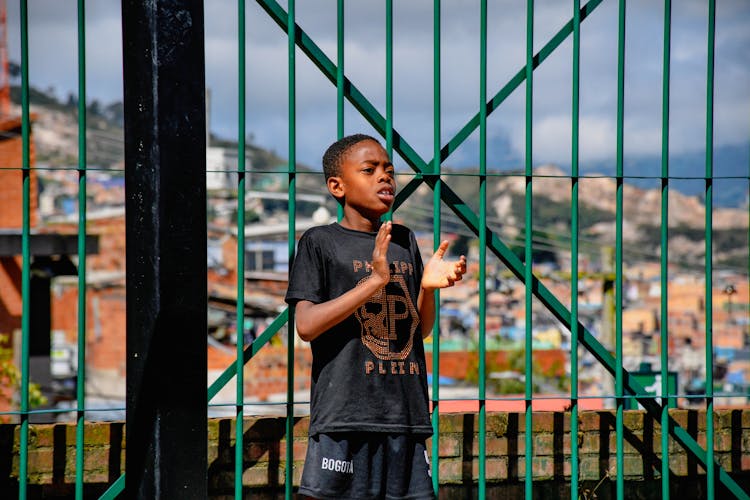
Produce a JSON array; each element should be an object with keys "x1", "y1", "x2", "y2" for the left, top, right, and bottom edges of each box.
[
  {"x1": 422, "y1": 240, "x2": 467, "y2": 291},
  {"x1": 371, "y1": 221, "x2": 392, "y2": 287}
]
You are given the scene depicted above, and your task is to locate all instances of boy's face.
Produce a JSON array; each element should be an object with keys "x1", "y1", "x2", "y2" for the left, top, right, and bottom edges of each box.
[{"x1": 327, "y1": 139, "x2": 396, "y2": 220}]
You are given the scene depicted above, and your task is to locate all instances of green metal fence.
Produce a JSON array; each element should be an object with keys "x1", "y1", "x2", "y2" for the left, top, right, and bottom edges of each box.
[{"x1": 3, "y1": 0, "x2": 749, "y2": 498}]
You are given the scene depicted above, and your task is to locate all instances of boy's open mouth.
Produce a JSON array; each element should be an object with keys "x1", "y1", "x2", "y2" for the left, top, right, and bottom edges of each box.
[{"x1": 377, "y1": 187, "x2": 395, "y2": 202}]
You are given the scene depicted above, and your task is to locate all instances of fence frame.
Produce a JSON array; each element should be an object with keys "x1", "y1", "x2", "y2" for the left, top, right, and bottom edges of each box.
[{"x1": 4, "y1": 0, "x2": 748, "y2": 498}]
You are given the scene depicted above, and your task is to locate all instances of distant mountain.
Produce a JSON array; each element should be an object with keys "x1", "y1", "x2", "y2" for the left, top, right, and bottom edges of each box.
[
  {"x1": 11, "y1": 85, "x2": 124, "y2": 168},
  {"x1": 11, "y1": 85, "x2": 289, "y2": 174},
  {"x1": 444, "y1": 133, "x2": 748, "y2": 208},
  {"x1": 580, "y1": 144, "x2": 749, "y2": 209},
  {"x1": 399, "y1": 163, "x2": 747, "y2": 270}
]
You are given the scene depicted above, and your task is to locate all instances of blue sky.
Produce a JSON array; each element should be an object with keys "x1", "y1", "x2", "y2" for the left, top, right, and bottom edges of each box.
[{"x1": 7, "y1": 0, "x2": 750, "y2": 177}]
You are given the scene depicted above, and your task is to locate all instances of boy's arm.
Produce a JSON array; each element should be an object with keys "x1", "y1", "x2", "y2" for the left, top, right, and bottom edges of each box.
[
  {"x1": 417, "y1": 288, "x2": 437, "y2": 339},
  {"x1": 294, "y1": 222, "x2": 393, "y2": 342},
  {"x1": 417, "y1": 240, "x2": 467, "y2": 338}
]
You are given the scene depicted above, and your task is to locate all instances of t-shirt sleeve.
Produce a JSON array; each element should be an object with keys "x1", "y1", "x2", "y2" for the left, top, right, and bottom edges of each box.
[{"x1": 285, "y1": 230, "x2": 326, "y2": 305}]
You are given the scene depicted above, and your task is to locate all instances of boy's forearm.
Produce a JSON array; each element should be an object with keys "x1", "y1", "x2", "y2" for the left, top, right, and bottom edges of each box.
[
  {"x1": 294, "y1": 276, "x2": 387, "y2": 342},
  {"x1": 417, "y1": 287, "x2": 437, "y2": 338}
]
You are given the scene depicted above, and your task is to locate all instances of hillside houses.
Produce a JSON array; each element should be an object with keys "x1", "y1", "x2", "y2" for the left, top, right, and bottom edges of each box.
[{"x1": 1, "y1": 118, "x2": 748, "y2": 420}]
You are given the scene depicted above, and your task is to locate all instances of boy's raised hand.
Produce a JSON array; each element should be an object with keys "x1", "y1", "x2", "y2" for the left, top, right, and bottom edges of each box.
[
  {"x1": 422, "y1": 240, "x2": 467, "y2": 290},
  {"x1": 371, "y1": 221, "x2": 392, "y2": 286}
]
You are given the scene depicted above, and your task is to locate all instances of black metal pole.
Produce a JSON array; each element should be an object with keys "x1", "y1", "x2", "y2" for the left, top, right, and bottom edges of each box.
[{"x1": 122, "y1": 0, "x2": 207, "y2": 497}]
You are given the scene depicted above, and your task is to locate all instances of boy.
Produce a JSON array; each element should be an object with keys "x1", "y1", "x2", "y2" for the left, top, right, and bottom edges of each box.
[{"x1": 286, "y1": 134, "x2": 467, "y2": 499}]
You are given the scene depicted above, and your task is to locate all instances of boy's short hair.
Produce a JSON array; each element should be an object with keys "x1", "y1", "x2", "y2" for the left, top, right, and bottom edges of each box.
[{"x1": 322, "y1": 134, "x2": 381, "y2": 180}]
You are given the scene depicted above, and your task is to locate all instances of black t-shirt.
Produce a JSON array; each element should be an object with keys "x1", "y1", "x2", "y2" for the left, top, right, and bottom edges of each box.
[{"x1": 285, "y1": 223, "x2": 432, "y2": 436}]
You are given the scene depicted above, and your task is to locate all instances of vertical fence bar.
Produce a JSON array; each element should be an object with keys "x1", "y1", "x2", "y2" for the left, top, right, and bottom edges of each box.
[
  {"x1": 524, "y1": 1, "x2": 534, "y2": 496},
  {"x1": 286, "y1": 1, "x2": 297, "y2": 497},
  {"x1": 660, "y1": 0, "x2": 671, "y2": 498},
  {"x1": 704, "y1": 0, "x2": 716, "y2": 497},
  {"x1": 570, "y1": 1, "x2": 581, "y2": 498},
  {"x1": 385, "y1": 0, "x2": 393, "y2": 157},
  {"x1": 615, "y1": 1, "x2": 626, "y2": 499},
  {"x1": 336, "y1": 0, "x2": 344, "y2": 221},
  {"x1": 385, "y1": 0, "x2": 393, "y2": 223},
  {"x1": 18, "y1": 0, "x2": 30, "y2": 496},
  {"x1": 75, "y1": 0, "x2": 87, "y2": 498},
  {"x1": 337, "y1": 0, "x2": 344, "y2": 139},
  {"x1": 478, "y1": 0, "x2": 488, "y2": 497},
  {"x1": 431, "y1": 0, "x2": 442, "y2": 492},
  {"x1": 235, "y1": 0, "x2": 246, "y2": 497}
]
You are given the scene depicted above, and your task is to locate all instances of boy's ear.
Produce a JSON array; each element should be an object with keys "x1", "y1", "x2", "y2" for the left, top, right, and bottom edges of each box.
[{"x1": 327, "y1": 176, "x2": 345, "y2": 202}]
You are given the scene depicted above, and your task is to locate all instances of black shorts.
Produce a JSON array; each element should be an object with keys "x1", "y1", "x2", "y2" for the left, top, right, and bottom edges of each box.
[{"x1": 298, "y1": 432, "x2": 435, "y2": 500}]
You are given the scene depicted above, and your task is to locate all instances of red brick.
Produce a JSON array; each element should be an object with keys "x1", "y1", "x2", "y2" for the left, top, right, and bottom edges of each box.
[
  {"x1": 208, "y1": 444, "x2": 219, "y2": 464},
  {"x1": 623, "y1": 410, "x2": 645, "y2": 431},
  {"x1": 83, "y1": 468, "x2": 110, "y2": 483},
  {"x1": 437, "y1": 413, "x2": 465, "y2": 434},
  {"x1": 207, "y1": 418, "x2": 224, "y2": 442},
  {"x1": 516, "y1": 433, "x2": 528, "y2": 455},
  {"x1": 714, "y1": 409, "x2": 733, "y2": 429},
  {"x1": 668, "y1": 409, "x2": 690, "y2": 428},
  {"x1": 242, "y1": 465, "x2": 272, "y2": 486},
  {"x1": 84, "y1": 423, "x2": 114, "y2": 446},
  {"x1": 714, "y1": 430, "x2": 732, "y2": 452},
  {"x1": 533, "y1": 433, "x2": 554, "y2": 456},
  {"x1": 652, "y1": 432, "x2": 665, "y2": 454},
  {"x1": 243, "y1": 442, "x2": 272, "y2": 463},
  {"x1": 579, "y1": 411, "x2": 603, "y2": 432},
  {"x1": 580, "y1": 431, "x2": 603, "y2": 454},
  {"x1": 669, "y1": 436, "x2": 690, "y2": 455},
  {"x1": 28, "y1": 425, "x2": 55, "y2": 448},
  {"x1": 293, "y1": 417, "x2": 309, "y2": 437},
  {"x1": 27, "y1": 472, "x2": 54, "y2": 485},
  {"x1": 579, "y1": 456, "x2": 606, "y2": 481},
  {"x1": 531, "y1": 412, "x2": 555, "y2": 433},
  {"x1": 26, "y1": 448, "x2": 54, "y2": 474},
  {"x1": 743, "y1": 409, "x2": 750, "y2": 429},
  {"x1": 437, "y1": 457, "x2": 510, "y2": 481},
  {"x1": 277, "y1": 438, "x2": 308, "y2": 461},
  {"x1": 486, "y1": 413, "x2": 509, "y2": 435},
  {"x1": 532, "y1": 456, "x2": 555, "y2": 479},
  {"x1": 484, "y1": 436, "x2": 508, "y2": 457},
  {"x1": 437, "y1": 435, "x2": 461, "y2": 458},
  {"x1": 437, "y1": 459, "x2": 463, "y2": 483},
  {"x1": 619, "y1": 455, "x2": 647, "y2": 479},
  {"x1": 83, "y1": 446, "x2": 110, "y2": 473},
  {"x1": 716, "y1": 452, "x2": 732, "y2": 471},
  {"x1": 608, "y1": 433, "x2": 642, "y2": 455},
  {"x1": 669, "y1": 453, "x2": 688, "y2": 476},
  {"x1": 485, "y1": 457, "x2": 509, "y2": 480},
  {"x1": 696, "y1": 432, "x2": 707, "y2": 448}
]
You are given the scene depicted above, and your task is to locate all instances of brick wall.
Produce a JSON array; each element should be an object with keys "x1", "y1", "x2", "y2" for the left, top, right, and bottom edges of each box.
[
  {"x1": 2, "y1": 409, "x2": 750, "y2": 498},
  {"x1": 0, "y1": 116, "x2": 38, "y2": 230}
]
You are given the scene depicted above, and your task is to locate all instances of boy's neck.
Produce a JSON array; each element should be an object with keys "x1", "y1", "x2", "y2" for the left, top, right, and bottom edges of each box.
[{"x1": 339, "y1": 210, "x2": 384, "y2": 233}]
